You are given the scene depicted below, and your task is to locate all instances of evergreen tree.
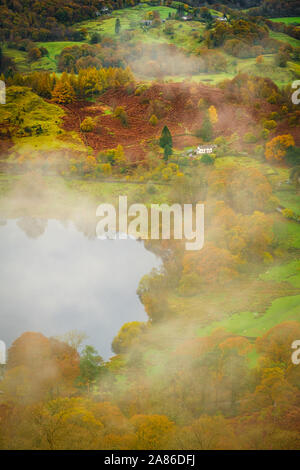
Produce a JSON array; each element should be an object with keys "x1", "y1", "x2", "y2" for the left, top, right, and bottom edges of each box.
[
  {"x1": 77, "y1": 345, "x2": 103, "y2": 393},
  {"x1": 163, "y1": 144, "x2": 172, "y2": 162},
  {"x1": 200, "y1": 112, "x2": 213, "y2": 142},
  {"x1": 159, "y1": 125, "x2": 172, "y2": 149}
]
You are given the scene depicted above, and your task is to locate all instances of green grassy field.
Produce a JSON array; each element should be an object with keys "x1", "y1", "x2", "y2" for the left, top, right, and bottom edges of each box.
[
  {"x1": 237, "y1": 55, "x2": 297, "y2": 86},
  {"x1": 260, "y1": 260, "x2": 300, "y2": 288},
  {"x1": 275, "y1": 190, "x2": 300, "y2": 216},
  {"x1": 273, "y1": 215, "x2": 300, "y2": 250},
  {"x1": 37, "y1": 41, "x2": 86, "y2": 70},
  {"x1": 269, "y1": 30, "x2": 300, "y2": 48},
  {"x1": 3, "y1": 46, "x2": 29, "y2": 73},
  {"x1": 75, "y1": 4, "x2": 176, "y2": 36},
  {"x1": 197, "y1": 294, "x2": 300, "y2": 338},
  {"x1": 4, "y1": 41, "x2": 87, "y2": 73},
  {"x1": 270, "y1": 17, "x2": 300, "y2": 25},
  {"x1": 75, "y1": 5, "x2": 205, "y2": 52},
  {"x1": 215, "y1": 155, "x2": 290, "y2": 184}
]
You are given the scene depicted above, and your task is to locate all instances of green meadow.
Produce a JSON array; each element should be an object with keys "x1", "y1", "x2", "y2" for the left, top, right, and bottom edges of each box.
[
  {"x1": 275, "y1": 190, "x2": 300, "y2": 216},
  {"x1": 260, "y1": 260, "x2": 300, "y2": 288},
  {"x1": 270, "y1": 17, "x2": 300, "y2": 25},
  {"x1": 197, "y1": 294, "x2": 300, "y2": 338},
  {"x1": 269, "y1": 30, "x2": 300, "y2": 48}
]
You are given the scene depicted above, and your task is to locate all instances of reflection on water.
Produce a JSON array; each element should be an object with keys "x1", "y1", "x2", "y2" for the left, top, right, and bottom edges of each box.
[{"x1": 0, "y1": 219, "x2": 160, "y2": 359}]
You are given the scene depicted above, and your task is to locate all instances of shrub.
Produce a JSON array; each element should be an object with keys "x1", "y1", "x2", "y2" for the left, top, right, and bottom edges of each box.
[
  {"x1": 146, "y1": 183, "x2": 157, "y2": 194},
  {"x1": 254, "y1": 145, "x2": 264, "y2": 157},
  {"x1": 285, "y1": 146, "x2": 300, "y2": 166},
  {"x1": 201, "y1": 154, "x2": 214, "y2": 165},
  {"x1": 135, "y1": 84, "x2": 148, "y2": 96},
  {"x1": 197, "y1": 98, "x2": 206, "y2": 110},
  {"x1": 114, "y1": 106, "x2": 129, "y2": 127},
  {"x1": 265, "y1": 195, "x2": 280, "y2": 212},
  {"x1": 263, "y1": 120, "x2": 277, "y2": 130},
  {"x1": 243, "y1": 132, "x2": 257, "y2": 144},
  {"x1": 261, "y1": 128, "x2": 270, "y2": 140},
  {"x1": 282, "y1": 208, "x2": 295, "y2": 219},
  {"x1": 269, "y1": 112, "x2": 279, "y2": 121},
  {"x1": 28, "y1": 47, "x2": 42, "y2": 61},
  {"x1": 90, "y1": 33, "x2": 101, "y2": 44},
  {"x1": 80, "y1": 117, "x2": 95, "y2": 132},
  {"x1": 149, "y1": 114, "x2": 158, "y2": 126}
]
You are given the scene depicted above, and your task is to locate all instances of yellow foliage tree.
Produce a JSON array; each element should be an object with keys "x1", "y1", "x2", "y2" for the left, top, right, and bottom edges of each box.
[
  {"x1": 265, "y1": 134, "x2": 295, "y2": 162},
  {"x1": 51, "y1": 78, "x2": 75, "y2": 104},
  {"x1": 208, "y1": 105, "x2": 218, "y2": 125}
]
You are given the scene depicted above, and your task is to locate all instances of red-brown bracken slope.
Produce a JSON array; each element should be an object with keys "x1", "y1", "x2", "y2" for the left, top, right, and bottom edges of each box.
[{"x1": 61, "y1": 82, "x2": 300, "y2": 161}]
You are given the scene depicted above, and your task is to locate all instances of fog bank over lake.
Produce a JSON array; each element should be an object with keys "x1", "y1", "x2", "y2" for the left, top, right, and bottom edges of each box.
[{"x1": 0, "y1": 219, "x2": 161, "y2": 359}]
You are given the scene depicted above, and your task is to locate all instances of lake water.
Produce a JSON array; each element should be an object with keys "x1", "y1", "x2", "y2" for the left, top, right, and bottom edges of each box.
[{"x1": 0, "y1": 219, "x2": 161, "y2": 359}]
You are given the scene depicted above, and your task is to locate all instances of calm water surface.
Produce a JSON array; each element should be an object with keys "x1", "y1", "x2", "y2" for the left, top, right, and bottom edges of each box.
[{"x1": 0, "y1": 219, "x2": 160, "y2": 358}]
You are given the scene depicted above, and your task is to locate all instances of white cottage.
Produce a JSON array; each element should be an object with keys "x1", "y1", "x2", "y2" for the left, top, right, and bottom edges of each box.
[{"x1": 195, "y1": 145, "x2": 216, "y2": 155}]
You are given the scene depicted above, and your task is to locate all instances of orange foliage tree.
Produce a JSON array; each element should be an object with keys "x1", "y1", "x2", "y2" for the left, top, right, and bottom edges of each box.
[
  {"x1": 265, "y1": 134, "x2": 295, "y2": 163},
  {"x1": 4, "y1": 332, "x2": 80, "y2": 402}
]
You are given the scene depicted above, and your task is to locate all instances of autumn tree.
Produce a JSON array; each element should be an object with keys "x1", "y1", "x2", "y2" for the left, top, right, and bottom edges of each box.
[
  {"x1": 171, "y1": 415, "x2": 236, "y2": 450},
  {"x1": 80, "y1": 117, "x2": 95, "y2": 132},
  {"x1": 265, "y1": 134, "x2": 295, "y2": 163},
  {"x1": 112, "y1": 322, "x2": 147, "y2": 355},
  {"x1": 182, "y1": 242, "x2": 240, "y2": 286},
  {"x1": 208, "y1": 105, "x2": 218, "y2": 125},
  {"x1": 137, "y1": 270, "x2": 169, "y2": 322},
  {"x1": 51, "y1": 75, "x2": 75, "y2": 104},
  {"x1": 3, "y1": 332, "x2": 79, "y2": 403},
  {"x1": 256, "y1": 322, "x2": 300, "y2": 368},
  {"x1": 130, "y1": 414, "x2": 175, "y2": 450}
]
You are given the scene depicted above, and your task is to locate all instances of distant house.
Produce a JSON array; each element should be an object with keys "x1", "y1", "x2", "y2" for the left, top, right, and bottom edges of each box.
[
  {"x1": 196, "y1": 144, "x2": 217, "y2": 155},
  {"x1": 185, "y1": 145, "x2": 217, "y2": 158},
  {"x1": 215, "y1": 16, "x2": 228, "y2": 22}
]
